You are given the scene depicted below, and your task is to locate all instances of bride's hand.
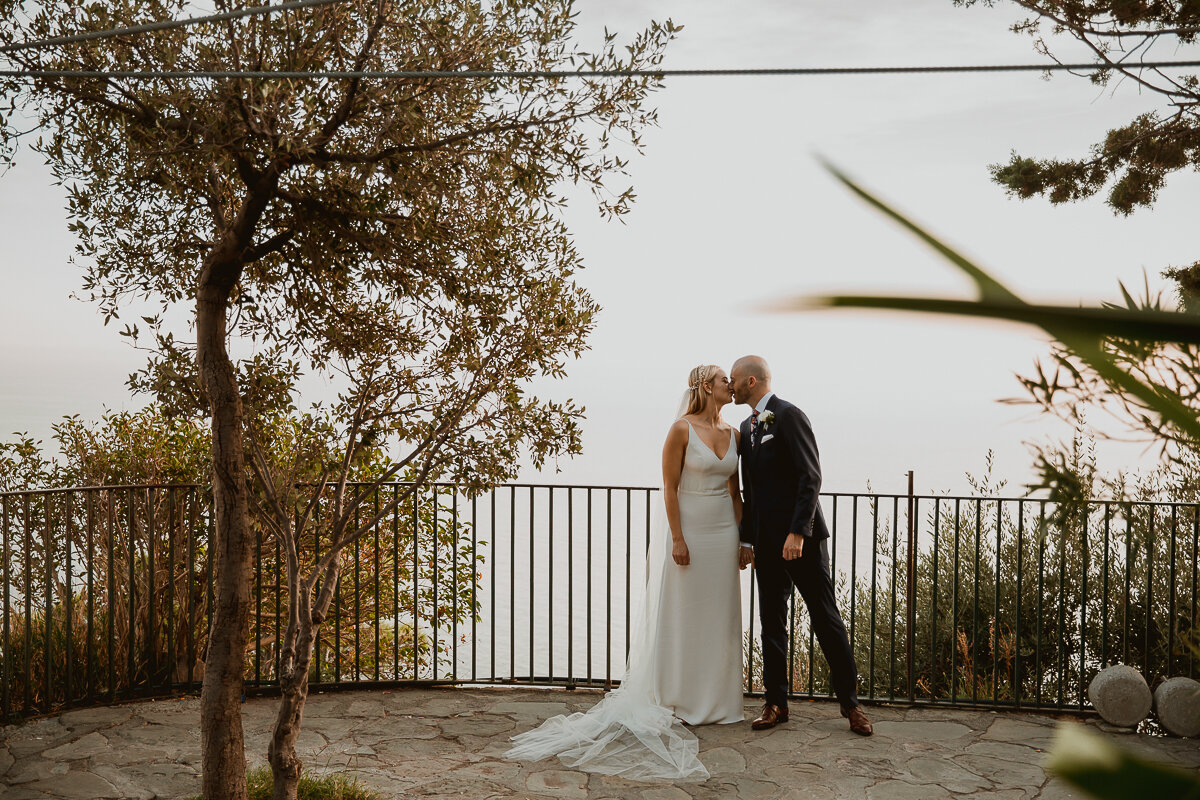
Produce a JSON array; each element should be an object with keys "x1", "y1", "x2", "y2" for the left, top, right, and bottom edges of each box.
[
  {"x1": 672, "y1": 539, "x2": 691, "y2": 566},
  {"x1": 738, "y1": 547, "x2": 754, "y2": 570}
]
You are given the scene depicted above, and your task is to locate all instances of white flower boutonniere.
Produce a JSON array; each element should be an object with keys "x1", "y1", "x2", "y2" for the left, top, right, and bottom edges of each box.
[{"x1": 759, "y1": 411, "x2": 775, "y2": 428}]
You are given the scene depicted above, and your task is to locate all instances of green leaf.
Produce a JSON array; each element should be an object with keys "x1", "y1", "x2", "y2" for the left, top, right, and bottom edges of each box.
[
  {"x1": 819, "y1": 158, "x2": 1022, "y2": 304},
  {"x1": 1045, "y1": 723, "x2": 1200, "y2": 800},
  {"x1": 804, "y1": 295, "x2": 1200, "y2": 346},
  {"x1": 799, "y1": 160, "x2": 1200, "y2": 443}
]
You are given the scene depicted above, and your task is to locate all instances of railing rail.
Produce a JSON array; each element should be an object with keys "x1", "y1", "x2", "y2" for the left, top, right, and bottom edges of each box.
[{"x1": 1, "y1": 482, "x2": 1196, "y2": 718}]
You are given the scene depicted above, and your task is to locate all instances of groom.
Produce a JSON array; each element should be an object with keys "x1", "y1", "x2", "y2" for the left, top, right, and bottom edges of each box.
[{"x1": 730, "y1": 355, "x2": 873, "y2": 736}]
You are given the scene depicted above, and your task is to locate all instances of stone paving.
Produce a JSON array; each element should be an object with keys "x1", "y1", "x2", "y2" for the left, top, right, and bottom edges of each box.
[{"x1": 2, "y1": 687, "x2": 1198, "y2": 799}]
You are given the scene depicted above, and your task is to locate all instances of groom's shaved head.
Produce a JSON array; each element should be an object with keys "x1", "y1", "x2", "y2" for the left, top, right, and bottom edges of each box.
[
  {"x1": 730, "y1": 356, "x2": 772, "y2": 407},
  {"x1": 733, "y1": 355, "x2": 771, "y2": 385}
]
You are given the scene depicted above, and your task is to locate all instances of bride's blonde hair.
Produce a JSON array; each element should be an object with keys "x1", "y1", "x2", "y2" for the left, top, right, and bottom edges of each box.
[{"x1": 685, "y1": 364, "x2": 721, "y2": 415}]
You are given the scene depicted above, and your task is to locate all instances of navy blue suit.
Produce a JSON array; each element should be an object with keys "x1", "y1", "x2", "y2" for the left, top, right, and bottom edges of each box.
[{"x1": 739, "y1": 395, "x2": 859, "y2": 709}]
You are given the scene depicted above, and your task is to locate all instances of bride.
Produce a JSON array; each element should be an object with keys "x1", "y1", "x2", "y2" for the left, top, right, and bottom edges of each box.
[{"x1": 505, "y1": 364, "x2": 748, "y2": 781}]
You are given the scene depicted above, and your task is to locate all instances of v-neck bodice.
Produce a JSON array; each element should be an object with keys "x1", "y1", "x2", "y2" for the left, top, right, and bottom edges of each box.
[{"x1": 680, "y1": 420, "x2": 737, "y2": 495}]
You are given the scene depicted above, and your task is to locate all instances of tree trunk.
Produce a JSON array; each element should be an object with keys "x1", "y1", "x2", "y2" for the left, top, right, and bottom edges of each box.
[
  {"x1": 269, "y1": 615, "x2": 316, "y2": 800},
  {"x1": 197, "y1": 263, "x2": 252, "y2": 800}
]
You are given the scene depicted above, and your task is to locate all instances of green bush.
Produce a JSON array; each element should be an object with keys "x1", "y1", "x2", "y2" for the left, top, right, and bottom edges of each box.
[
  {"x1": 184, "y1": 766, "x2": 381, "y2": 800},
  {"x1": 0, "y1": 407, "x2": 484, "y2": 714},
  {"x1": 751, "y1": 450, "x2": 1198, "y2": 707}
]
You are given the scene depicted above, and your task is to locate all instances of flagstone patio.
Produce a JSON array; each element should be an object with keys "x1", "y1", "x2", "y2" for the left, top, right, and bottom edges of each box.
[{"x1": 3, "y1": 687, "x2": 1198, "y2": 799}]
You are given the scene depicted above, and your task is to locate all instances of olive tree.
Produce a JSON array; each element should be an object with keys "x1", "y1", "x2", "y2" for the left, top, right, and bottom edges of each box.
[{"x1": 0, "y1": 2, "x2": 676, "y2": 797}]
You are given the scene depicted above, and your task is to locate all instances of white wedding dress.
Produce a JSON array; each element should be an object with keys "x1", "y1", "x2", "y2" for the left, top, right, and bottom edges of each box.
[{"x1": 505, "y1": 418, "x2": 744, "y2": 781}]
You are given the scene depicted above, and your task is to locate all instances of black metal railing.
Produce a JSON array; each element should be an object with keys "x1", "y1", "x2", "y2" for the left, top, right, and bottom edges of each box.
[{"x1": 1, "y1": 483, "x2": 1196, "y2": 718}]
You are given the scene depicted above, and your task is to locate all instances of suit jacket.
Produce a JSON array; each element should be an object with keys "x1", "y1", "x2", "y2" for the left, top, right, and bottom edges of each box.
[{"x1": 738, "y1": 394, "x2": 829, "y2": 553}]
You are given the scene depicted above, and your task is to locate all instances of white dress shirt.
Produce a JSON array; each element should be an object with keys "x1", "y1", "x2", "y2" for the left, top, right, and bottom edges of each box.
[{"x1": 755, "y1": 392, "x2": 775, "y2": 416}]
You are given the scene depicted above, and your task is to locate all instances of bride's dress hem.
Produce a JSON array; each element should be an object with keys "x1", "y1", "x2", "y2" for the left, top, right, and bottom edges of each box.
[{"x1": 503, "y1": 693, "x2": 712, "y2": 782}]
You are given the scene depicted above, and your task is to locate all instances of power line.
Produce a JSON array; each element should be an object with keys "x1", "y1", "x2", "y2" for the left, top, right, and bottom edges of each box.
[
  {"x1": 3, "y1": 61, "x2": 1200, "y2": 80},
  {"x1": 0, "y1": 0, "x2": 350, "y2": 56}
]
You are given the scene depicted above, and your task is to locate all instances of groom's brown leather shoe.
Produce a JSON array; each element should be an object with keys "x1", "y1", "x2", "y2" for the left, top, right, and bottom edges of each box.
[
  {"x1": 841, "y1": 704, "x2": 873, "y2": 736},
  {"x1": 751, "y1": 703, "x2": 788, "y2": 730}
]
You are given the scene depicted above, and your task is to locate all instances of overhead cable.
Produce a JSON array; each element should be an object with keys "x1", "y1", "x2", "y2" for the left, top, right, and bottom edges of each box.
[
  {"x1": 0, "y1": 0, "x2": 350, "y2": 55},
  {"x1": 4, "y1": 61, "x2": 1200, "y2": 80}
]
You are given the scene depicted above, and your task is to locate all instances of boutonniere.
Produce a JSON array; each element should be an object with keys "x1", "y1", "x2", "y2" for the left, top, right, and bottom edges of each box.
[{"x1": 759, "y1": 411, "x2": 775, "y2": 428}]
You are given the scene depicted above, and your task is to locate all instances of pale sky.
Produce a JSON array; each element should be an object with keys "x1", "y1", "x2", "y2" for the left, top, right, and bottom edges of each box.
[{"x1": 2, "y1": 0, "x2": 1196, "y2": 495}]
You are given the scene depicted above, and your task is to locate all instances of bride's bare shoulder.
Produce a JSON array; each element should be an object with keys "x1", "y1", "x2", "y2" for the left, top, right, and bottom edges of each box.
[{"x1": 662, "y1": 419, "x2": 691, "y2": 450}]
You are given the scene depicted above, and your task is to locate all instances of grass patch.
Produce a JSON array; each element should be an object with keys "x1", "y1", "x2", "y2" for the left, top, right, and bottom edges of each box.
[{"x1": 185, "y1": 766, "x2": 381, "y2": 800}]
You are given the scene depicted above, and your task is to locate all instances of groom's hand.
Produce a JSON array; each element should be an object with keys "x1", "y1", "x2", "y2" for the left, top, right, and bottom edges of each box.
[
  {"x1": 738, "y1": 546, "x2": 754, "y2": 570},
  {"x1": 782, "y1": 533, "x2": 805, "y2": 561}
]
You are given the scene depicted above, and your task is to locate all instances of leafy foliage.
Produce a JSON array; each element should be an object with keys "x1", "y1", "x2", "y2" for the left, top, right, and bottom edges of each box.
[
  {"x1": 0, "y1": 413, "x2": 484, "y2": 714},
  {"x1": 746, "y1": 449, "x2": 1197, "y2": 709},
  {"x1": 1013, "y1": 273, "x2": 1200, "y2": 493},
  {"x1": 0, "y1": 413, "x2": 212, "y2": 715},
  {"x1": 1, "y1": 3, "x2": 676, "y2": 794},
  {"x1": 864, "y1": 8, "x2": 1200, "y2": 790},
  {"x1": 798, "y1": 162, "x2": 1200, "y2": 796},
  {"x1": 853, "y1": 446, "x2": 1196, "y2": 706},
  {"x1": 800, "y1": 162, "x2": 1200, "y2": 513},
  {"x1": 0, "y1": 0, "x2": 682, "y2": 490},
  {"x1": 954, "y1": 0, "x2": 1200, "y2": 215}
]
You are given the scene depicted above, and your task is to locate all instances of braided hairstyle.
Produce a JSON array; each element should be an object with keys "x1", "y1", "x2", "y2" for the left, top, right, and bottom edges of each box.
[{"x1": 684, "y1": 364, "x2": 721, "y2": 415}]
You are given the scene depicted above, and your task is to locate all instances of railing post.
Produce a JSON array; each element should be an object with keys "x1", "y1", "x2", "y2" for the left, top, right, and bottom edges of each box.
[{"x1": 906, "y1": 470, "x2": 916, "y2": 703}]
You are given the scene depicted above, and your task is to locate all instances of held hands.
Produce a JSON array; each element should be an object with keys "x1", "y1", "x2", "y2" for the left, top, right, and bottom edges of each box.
[
  {"x1": 782, "y1": 533, "x2": 805, "y2": 561},
  {"x1": 738, "y1": 546, "x2": 754, "y2": 570},
  {"x1": 672, "y1": 539, "x2": 691, "y2": 566}
]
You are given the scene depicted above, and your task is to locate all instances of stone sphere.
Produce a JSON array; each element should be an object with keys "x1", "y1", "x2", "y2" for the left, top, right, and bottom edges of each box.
[
  {"x1": 1153, "y1": 677, "x2": 1200, "y2": 738},
  {"x1": 1088, "y1": 665, "x2": 1151, "y2": 727}
]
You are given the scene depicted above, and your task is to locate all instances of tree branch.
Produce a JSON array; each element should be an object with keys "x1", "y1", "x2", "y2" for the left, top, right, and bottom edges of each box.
[
  {"x1": 244, "y1": 227, "x2": 296, "y2": 262},
  {"x1": 312, "y1": 105, "x2": 594, "y2": 164},
  {"x1": 1011, "y1": 0, "x2": 1200, "y2": 103},
  {"x1": 309, "y1": 0, "x2": 388, "y2": 152}
]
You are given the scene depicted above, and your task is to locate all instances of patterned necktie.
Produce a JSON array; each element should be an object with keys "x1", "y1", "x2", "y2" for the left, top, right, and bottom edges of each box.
[{"x1": 750, "y1": 409, "x2": 760, "y2": 445}]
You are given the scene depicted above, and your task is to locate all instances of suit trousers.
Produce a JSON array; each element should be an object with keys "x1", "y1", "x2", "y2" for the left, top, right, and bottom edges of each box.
[{"x1": 755, "y1": 537, "x2": 859, "y2": 709}]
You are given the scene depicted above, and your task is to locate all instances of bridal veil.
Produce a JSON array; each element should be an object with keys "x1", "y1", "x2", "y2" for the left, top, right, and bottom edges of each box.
[{"x1": 504, "y1": 391, "x2": 709, "y2": 781}]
